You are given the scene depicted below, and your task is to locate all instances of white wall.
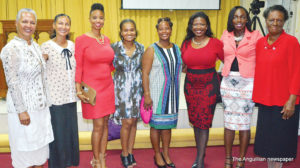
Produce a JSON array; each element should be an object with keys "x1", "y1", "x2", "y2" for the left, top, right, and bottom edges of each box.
[
  {"x1": 295, "y1": 0, "x2": 300, "y2": 41},
  {"x1": 240, "y1": 0, "x2": 300, "y2": 38}
]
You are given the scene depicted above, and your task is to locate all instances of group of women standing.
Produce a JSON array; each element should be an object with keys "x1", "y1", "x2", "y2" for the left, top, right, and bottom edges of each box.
[{"x1": 0, "y1": 2, "x2": 299, "y2": 168}]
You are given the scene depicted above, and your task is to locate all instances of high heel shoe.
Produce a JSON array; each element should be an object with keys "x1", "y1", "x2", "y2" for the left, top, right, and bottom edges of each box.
[
  {"x1": 128, "y1": 153, "x2": 136, "y2": 166},
  {"x1": 90, "y1": 158, "x2": 101, "y2": 168},
  {"x1": 192, "y1": 160, "x2": 205, "y2": 168},
  {"x1": 191, "y1": 161, "x2": 198, "y2": 168},
  {"x1": 121, "y1": 154, "x2": 132, "y2": 168},
  {"x1": 236, "y1": 159, "x2": 245, "y2": 168},
  {"x1": 154, "y1": 156, "x2": 167, "y2": 168},
  {"x1": 161, "y1": 152, "x2": 176, "y2": 168},
  {"x1": 224, "y1": 157, "x2": 233, "y2": 168}
]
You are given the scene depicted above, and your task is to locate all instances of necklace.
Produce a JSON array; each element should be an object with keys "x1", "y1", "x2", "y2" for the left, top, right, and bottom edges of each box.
[
  {"x1": 95, "y1": 34, "x2": 104, "y2": 45},
  {"x1": 192, "y1": 37, "x2": 202, "y2": 45},
  {"x1": 90, "y1": 32, "x2": 104, "y2": 45},
  {"x1": 234, "y1": 35, "x2": 244, "y2": 42}
]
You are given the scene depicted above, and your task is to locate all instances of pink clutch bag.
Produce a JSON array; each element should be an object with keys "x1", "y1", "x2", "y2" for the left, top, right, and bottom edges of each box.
[{"x1": 140, "y1": 96, "x2": 153, "y2": 124}]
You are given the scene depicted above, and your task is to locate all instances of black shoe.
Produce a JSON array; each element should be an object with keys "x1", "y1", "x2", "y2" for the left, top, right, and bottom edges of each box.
[
  {"x1": 128, "y1": 153, "x2": 136, "y2": 166},
  {"x1": 154, "y1": 156, "x2": 167, "y2": 168},
  {"x1": 191, "y1": 161, "x2": 197, "y2": 168},
  {"x1": 121, "y1": 154, "x2": 131, "y2": 168},
  {"x1": 161, "y1": 152, "x2": 176, "y2": 168}
]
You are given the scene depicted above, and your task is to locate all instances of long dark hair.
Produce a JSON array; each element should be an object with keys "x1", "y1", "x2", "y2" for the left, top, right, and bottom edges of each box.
[
  {"x1": 182, "y1": 12, "x2": 213, "y2": 48},
  {"x1": 50, "y1": 14, "x2": 71, "y2": 39},
  {"x1": 227, "y1": 6, "x2": 252, "y2": 32}
]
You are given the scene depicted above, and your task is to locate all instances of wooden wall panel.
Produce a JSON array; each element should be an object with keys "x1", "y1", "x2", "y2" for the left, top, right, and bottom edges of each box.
[
  {"x1": 0, "y1": 34, "x2": 7, "y2": 98},
  {"x1": 0, "y1": 20, "x2": 54, "y2": 98}
]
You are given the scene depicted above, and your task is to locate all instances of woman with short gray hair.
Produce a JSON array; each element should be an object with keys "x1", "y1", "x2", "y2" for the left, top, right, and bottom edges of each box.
[{"x1": 0, "y1": 8, "x2": 54, "y2": 168}]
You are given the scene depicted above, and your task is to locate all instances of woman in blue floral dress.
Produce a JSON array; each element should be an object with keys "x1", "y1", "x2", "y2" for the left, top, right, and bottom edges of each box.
[{"x1": 111, "y1": 19, "x2": 144, "y2": 168}]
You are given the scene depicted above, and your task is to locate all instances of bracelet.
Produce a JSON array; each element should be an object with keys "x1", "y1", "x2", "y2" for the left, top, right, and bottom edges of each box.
[
  {"x1": 144, "y1": 92, "x2": 150, "y2": 95},
  {"x1": 76, "y1": 91, "x2": 83, "y2": 96}
]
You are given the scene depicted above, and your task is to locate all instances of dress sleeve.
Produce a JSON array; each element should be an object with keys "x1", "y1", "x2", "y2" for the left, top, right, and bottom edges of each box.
[
  {"x1": 288, "y1": 37, "x2": 300, "y2": 95},
  {"x1": 0, "y1": 46, "x2": 27, "y2": 113},
  {"x1": 75, "y1": 37, "x2": 85, "y2": 83},
  {"x1": 216, "y1": 39, "x2": 224, "y2": 62}
]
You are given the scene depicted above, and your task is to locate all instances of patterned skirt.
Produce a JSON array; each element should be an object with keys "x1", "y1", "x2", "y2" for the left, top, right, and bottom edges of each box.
[
  {"x1": 184, "y1": 68, "x2": 219, "y2": 129},
  {"x1": 220, "y1": 72, "x2": 255, "y2": 130}
]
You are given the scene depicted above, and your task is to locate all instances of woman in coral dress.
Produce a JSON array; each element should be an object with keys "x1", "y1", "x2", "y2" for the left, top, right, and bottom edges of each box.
[{"x1": 75, "y1": 3, "x2": 115, "y2": 168}]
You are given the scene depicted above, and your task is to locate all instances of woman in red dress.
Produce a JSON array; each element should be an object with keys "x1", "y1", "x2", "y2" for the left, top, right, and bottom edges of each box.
[
  {"x1": 181, "y1": 12, "x2": 224, "y2": 168},
  {"x1": 75, "y1": 3, "x2": 115, "y2": 168}
]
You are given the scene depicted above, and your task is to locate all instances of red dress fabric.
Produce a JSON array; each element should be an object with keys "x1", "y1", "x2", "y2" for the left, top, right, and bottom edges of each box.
[
  {"x1": 181, "y1": 38, "x2": 224, "y2": 129},
  {"x1": 252, "y1": 31, "x2": 300, "y2": 106},
  {"x1": 75, "y1": 34, "x2": 115, "y2": 119},
  {"x1": 181, "y1": 38, "x2": 224, "y2": 70}
]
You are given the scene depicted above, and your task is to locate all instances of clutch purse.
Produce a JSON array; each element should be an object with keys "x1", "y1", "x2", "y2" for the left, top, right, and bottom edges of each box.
[
  {"x1": 140, "y1": 96, "x2": 153, "y2": 124},
  {"x1": 81, "y1": 82, "x2": 96, "y2": 106}
]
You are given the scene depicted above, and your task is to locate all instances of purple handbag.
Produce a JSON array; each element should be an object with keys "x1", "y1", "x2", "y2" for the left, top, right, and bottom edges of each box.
[{"x1": 108, "y1": 118, "x2": 121, "y2": 141}]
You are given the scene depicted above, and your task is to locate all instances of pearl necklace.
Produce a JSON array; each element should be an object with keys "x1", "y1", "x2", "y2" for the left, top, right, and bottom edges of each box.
[
  {"x1": 192, "y1": 37, "x2": 202, "y2": 45},
  {"x1": 234, "y1": 35, "x2": 244, "y2": 42}
]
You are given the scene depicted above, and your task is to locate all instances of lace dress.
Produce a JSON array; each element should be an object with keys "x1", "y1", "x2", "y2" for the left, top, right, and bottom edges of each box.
[{"x1": 0, "y1": 36, "x2": 54, "y2": 168}]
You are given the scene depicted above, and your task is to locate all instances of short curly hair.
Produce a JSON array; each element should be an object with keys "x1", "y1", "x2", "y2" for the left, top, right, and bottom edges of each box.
[{"x1": 263, "y1": 5, "x2": 289, "y2": 21}]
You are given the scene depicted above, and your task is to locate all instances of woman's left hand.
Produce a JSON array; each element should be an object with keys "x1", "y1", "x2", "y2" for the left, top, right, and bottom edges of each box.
[{"x1": 281, "y1": 95, "x2": 297, "y2": 120}]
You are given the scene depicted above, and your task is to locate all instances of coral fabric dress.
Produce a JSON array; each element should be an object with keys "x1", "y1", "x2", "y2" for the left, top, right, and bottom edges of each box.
[{"x1": 75, "y1": 34, "x2": 115, "y2": 119}]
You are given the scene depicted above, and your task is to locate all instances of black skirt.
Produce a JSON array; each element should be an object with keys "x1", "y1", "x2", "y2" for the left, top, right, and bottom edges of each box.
[
  {"x1": 254, "y1": 104, "x2": 300, "y2": 159},
  {"x1": 48, "y1": 102, "x2": 80, "y2": 168}
]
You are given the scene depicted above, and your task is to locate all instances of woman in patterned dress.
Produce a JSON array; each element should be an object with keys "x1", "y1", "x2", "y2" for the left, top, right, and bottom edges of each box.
[
  {"x1": 181, "y1": 12, "x2": 224, "y2": 168},
  {"x1": 41, "y1": 14, "x2": 79, "y2": 168},
  {"x1": 111, "y1": 19, "x2": 144, "y2": 168},
  {"x1": 142, "y1": 17, "x2": 182, "y2": 168},
  {"x1": 75, "y1": 3, "x2": 115, "y2": 168},
  {"x1": 220, "y1": 6, "x2": 262, "y2": 168}
]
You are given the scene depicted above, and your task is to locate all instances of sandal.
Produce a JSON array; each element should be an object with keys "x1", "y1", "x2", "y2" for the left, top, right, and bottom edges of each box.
[
  {"x1": 224, "y1": 157, "x2": 233, "y2": 168},
  {"x1": 129, "y1": 153, "x2": 136, "y2": 166},
  {"x1": 121, "y1": 154, "x2": 132, "y2": 168},
  {"x1": 236, "y1": 159, "x2": 245, "y2": 168},
  {"x1": 90, "y1": 158, "x2": 101, "y2": 168}
]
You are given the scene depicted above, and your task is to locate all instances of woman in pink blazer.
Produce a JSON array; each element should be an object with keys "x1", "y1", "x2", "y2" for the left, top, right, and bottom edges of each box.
[{"x1": 220, "y1": 6, "x2": 262, "y2": 168}]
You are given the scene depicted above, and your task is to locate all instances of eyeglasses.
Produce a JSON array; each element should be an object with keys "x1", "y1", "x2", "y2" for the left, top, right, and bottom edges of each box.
[{"x1": 267, "y1": 19, "x2": 284, "y2": 25}]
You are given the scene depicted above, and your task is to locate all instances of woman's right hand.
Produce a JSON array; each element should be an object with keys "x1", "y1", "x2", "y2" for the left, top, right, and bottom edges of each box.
[
  {"x1": 18, "y1": 111, "x2": 30, "y2": 126},
  {"x1": 144, "y1": 95, "x2": 153, "y2": 110},
  {"x1": 77, "y1": 94, "x2": 89, "y2": 103}
]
